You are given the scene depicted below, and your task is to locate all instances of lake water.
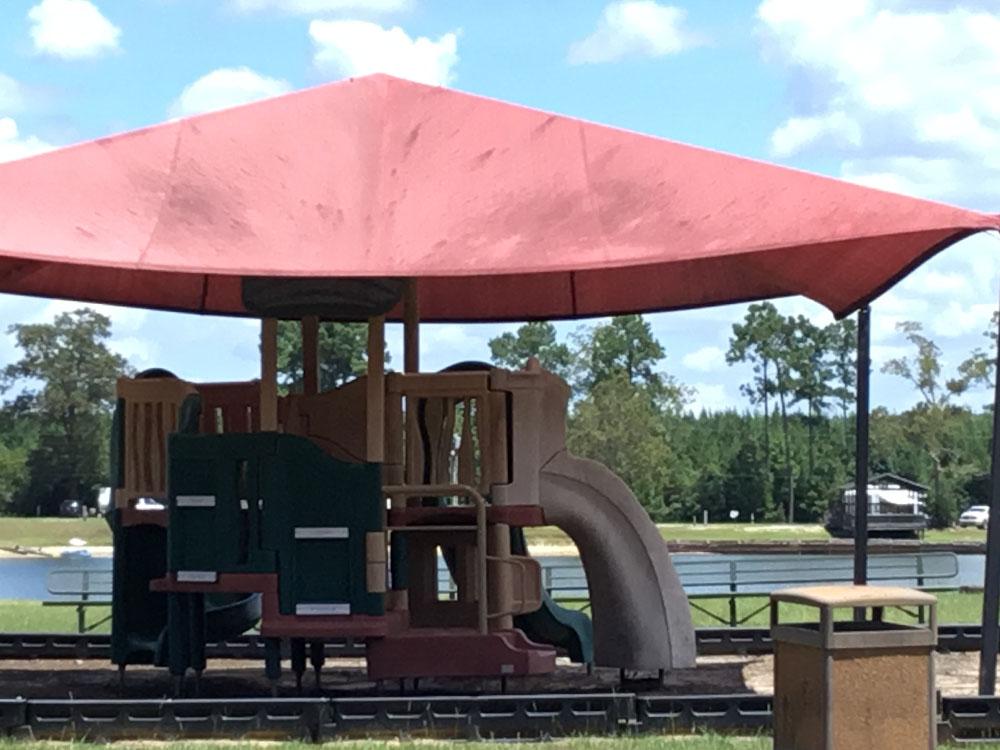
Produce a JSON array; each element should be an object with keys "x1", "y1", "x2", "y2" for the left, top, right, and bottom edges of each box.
[{"x1": 0, "y1": 552, "x2": 987, "y2": 601}]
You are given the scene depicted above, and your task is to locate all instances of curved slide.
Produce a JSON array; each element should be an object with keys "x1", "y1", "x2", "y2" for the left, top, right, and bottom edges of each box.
[
  {"x1": 539, "y1": 450, "x2": 696, "y2": 671},
  {"x1": 110, "y1": 513, "x2": 261, "y2": 668},
  {"x1": 510, "y1": 527, "x2": 594, "y2": 665}
]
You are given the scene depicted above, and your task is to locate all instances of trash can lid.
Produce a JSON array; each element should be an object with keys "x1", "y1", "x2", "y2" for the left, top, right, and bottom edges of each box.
[{"x1": 770, "y1": 584, "x2": 936, "y2": 609}]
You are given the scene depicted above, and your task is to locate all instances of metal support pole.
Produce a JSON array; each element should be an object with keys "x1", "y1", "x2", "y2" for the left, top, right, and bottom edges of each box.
[
  {"x1": 853, "y1": 306, "x2": 871, "y2": 595},
  {"x1": 979, "y1": 288, "x2": 1000, "y2": 694}
]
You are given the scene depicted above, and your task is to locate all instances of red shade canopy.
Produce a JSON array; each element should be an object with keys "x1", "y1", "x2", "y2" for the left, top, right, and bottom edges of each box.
[{"x1": 0, "y1": 73, "x2": 995, "y2": 321}]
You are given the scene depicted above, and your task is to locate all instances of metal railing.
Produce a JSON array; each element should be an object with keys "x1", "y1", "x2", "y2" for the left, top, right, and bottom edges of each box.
[
  {"x1": 677, "y1": 552, "x2": 959, "y2": 626},
  {"x1": 385, "y1": 483, "x2": 489, "y2": 633},
  {"x1": 44, "y1": 568, "x2": 113, "y2": 633},
  {"x1": 44, "y1": 552, "x2": 962, "y2": 634},
  {"x1": 436, "y1": 552, "x2": 961, "y2": 626}
]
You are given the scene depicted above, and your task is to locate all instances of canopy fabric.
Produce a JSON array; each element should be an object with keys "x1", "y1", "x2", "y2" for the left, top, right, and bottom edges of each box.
[{"x1": 0, "y1": 73, "x2": 995, "y2": 321}]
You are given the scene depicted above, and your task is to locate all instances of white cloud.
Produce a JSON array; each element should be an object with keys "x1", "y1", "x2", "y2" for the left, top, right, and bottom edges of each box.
[
  {"x1": 568, "y1": 1, "x2": 702, "y2": 65},
  {"x1": 757, "y1": 0, "x2": 1000, "y2": 208},
  {"x1": 28, "y1": 0, "x2": 121, "y2": 60},
  {"x1": 231, "y1": 0, "x2": 409, "y2": 13},
  {"x1": 0, "y1": 74, "x2": 26, "y2": 114},
  {"x1": 169, "y1": 67, "x2": 292, "y2": 118},
  {"x1": 770, "y1": 111, "x2": 862, "y2": 158},
  {"x1": 870, "y1": 344, "x2": 908, "y2": 368},
  {"x1": 870, "y1": 290, "x2": 929, "y2": 341},
  {"x1": 928, "y1": 301, "x2": 995, "y2": 339},
  {"x1": 952, "y1": 234, "x2": 1000, "y2": 299},
  {"x1": 0, "y1": 117, "x2": 53, "y2": 163},
  {"x1": 772, "y1": 296, "x2": 835, "y2": 327},
  {"x1": 901, "y1": 269, "x2": 972, "y2": 298},
  {"x1": 686, "y1": 383, "x2": 730, "y2": 414},
  {"x1": 841, "y1": 155, "x2": 968, "y2": 200},
  {"x1": 310, "y1": 20, "x2": 458, "y2": 86},
  {"x1": 37, "y1": 299, "x2": 148, "y2": 334},
  {"x1": 681, "y1": 345, "x2": 726, "y2": 372},
  {"x1": 109, "y1": 336, "x2": 157, "y2": 369}
]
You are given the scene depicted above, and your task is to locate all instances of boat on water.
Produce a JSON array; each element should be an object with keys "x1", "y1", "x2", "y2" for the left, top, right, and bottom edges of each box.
[{"x1": 826, "y1": 473, "x2": 929, "y2": 539}]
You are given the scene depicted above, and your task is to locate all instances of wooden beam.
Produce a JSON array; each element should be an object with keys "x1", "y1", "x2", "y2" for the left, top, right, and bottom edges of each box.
[
  {"x1": 404, "y1": 279, "x2": 420, "y2": 373},
  {"x1": 301, "y1": 315, "x2": 320, "y2": 395},
  {"x1": 260, "y1": 317, "x2": 278, "y2": 431},
  {"x1": 366, "y1": 315, "x2": 385, "y2": 462}
]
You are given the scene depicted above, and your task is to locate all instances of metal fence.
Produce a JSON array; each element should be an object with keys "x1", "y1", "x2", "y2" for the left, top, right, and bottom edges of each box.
[{"x1": 436, "y1": 551, "x2": 960, "y2": 618}]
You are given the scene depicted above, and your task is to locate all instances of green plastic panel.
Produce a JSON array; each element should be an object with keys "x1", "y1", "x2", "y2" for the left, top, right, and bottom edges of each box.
[
  {"x1": 168, "y1": 432, "x2": 278, "y2": 575},
  {"x1": 110, "y1": 509, "x2": 168, "y2": 666},
  {"x1": 167, "y1": 432, "x2": 383, "y2": 616},
  {"x1": 268, "y1": 435, "x2": 383, "y2": 616},
  {"x1": 109, "y1": 397, "x2": 125, "y2": 489}
]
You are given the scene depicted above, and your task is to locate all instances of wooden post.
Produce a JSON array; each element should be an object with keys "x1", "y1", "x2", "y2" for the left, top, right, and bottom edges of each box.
[
  {"x1": 404, "y1": 279, "x2": 419, "y2": 373},
  {"x1": 366, "y1": 315, "x2": 385, "y2": 462},
  {"x1": 260, "y1": 317, "x2": 278, "y2": 431},
  {"x1": 301, "y1": 315, "x2": 320, "y2": 395}
]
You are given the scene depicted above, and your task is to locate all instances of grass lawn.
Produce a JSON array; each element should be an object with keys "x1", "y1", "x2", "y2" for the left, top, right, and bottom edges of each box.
[
  {"x1": 0, "y1": 738, "x2": 773, "y2": 749},
  {"x1": 687, "y1": 588, "x2": 978, "y2": 627},
  {"x1": 525, "y1": 522, "x2": 988, "y2": 547},
  {"x1": 0, "y1": 600, "x2": 111, "y2": 633},
  {"x1": 0, "y1": 738, "x2": 994, "y2": 749},
  {"x1": 0, "y1": 588, "x2": 983, "y2": 634},
  {"x1": 0, "y1": 517, "x2": 112, "y2": 549},
  {"x1": 0, "y1": 517, "x2": 988, "y2": 550}
]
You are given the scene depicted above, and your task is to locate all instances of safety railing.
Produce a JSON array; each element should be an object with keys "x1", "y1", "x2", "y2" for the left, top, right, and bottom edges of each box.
[
  {"x1": 384, "y1": 372, "x2": 508, "y2": 494},
  {"x1": 434, "y1": 551, "x2": 961, "y2": 625},
  {"x1": 44, "y1": 569, "x2": 114, "y2": 633},
  {"x1": 384, "y1": 483, "x2": 489, "y2": 634}
]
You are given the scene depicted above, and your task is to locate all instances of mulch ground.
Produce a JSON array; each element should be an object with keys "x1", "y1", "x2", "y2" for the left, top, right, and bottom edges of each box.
[{"x1": 0, "y1": 652, "x2": 987, "y2": 699}]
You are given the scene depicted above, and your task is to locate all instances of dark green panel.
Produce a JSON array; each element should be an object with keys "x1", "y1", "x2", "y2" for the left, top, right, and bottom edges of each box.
[
  {"x1": 166, "y1": 431, "x2": 383, "y2": 616},
  {"x1": 110, "y1": 509, "x2": 168, "y2": 666},
  {"x1": 273, "y1": 434, "x2": 384, "y2": 616},
  {"x1": 109, "y1": 397, "x2": 125, "y2": 489},
  {"x1": 167, "y1": 433, "x2": 278, "y2": 575}
]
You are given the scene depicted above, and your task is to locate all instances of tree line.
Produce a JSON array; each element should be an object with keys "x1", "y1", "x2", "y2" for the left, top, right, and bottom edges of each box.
[{"x1": 0, "y1": 306, "x2": 995, "y2": 526}]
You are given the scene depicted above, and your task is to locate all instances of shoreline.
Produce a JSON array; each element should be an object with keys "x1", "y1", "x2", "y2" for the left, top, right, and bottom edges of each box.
[
  {"x1": 0, "y1": 538, "x2": 986, "y2": 559},
  {"x1": 0, "y1": 545, "x2": 114, "y2": 560},
  {"x1": 0, "y1": 544, "x2": 578, "y2": 560}
]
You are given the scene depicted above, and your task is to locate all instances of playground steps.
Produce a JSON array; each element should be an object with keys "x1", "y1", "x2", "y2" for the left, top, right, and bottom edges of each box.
[{"x1": 366, "y1": 627, "x2": 557, "y2": 680}]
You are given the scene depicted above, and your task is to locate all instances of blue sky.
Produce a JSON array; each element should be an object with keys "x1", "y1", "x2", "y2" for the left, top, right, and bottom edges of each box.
[{"x1": 0, "y1": 0, "x2": 998, "y2": 413}]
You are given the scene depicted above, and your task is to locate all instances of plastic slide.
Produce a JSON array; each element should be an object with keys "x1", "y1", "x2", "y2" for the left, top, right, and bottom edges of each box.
[
  {"x1": 509, "y1": 527, "x2": 593, "y2": 665},
  {"x1": 538, "y1": 450, "x2": 696, "y2": 671},
  {"x1": 110, "y1": 513, "x2": 261, "y2": 668}
]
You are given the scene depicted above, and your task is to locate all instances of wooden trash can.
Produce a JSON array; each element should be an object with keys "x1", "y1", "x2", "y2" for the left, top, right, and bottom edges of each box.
[{"x1": 770, "y1": 585, "x2": 937, "y2": 750}]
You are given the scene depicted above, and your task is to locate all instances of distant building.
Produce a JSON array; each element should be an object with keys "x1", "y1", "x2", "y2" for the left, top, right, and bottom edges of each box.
[{"x1": 826, "y1": 473, "x2": 929, "y2": 538}]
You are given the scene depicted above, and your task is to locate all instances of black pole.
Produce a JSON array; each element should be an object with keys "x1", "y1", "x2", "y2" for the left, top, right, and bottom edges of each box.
[
  {"x1": 853, "y1": 306, "x2": 871, "y2": 590},
  {"x1": 978, "y1": 290, "x2": 1000, "y2": 695}
]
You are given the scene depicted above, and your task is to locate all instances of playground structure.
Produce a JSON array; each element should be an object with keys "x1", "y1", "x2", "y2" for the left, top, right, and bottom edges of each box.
[
  {"x1": 108, "y1": 301, "x2": 695, "y2": 689},
  {"x1": 0, "y1": 72, "x2": 997, "y2": 718}
]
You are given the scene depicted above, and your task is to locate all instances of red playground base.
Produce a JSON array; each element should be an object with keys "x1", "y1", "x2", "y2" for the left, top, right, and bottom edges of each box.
[{"x1": 366, "y1": 628, "x2": 557, "y2": 680}]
